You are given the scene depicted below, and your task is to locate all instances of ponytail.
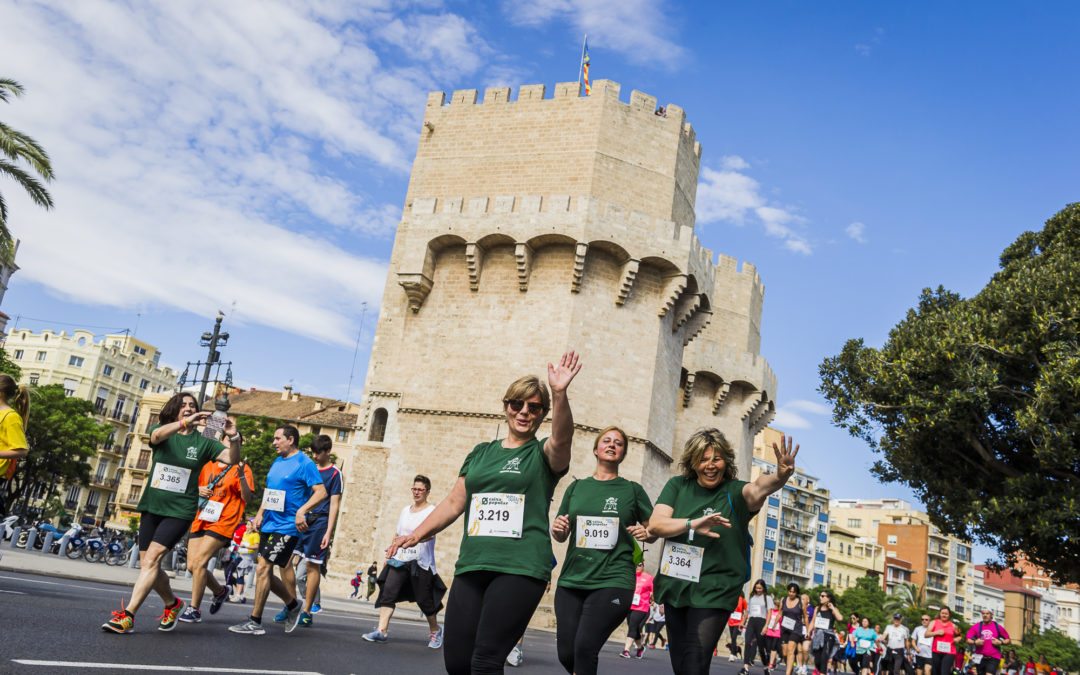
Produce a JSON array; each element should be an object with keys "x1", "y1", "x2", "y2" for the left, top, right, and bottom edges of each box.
[{"x1": 13, "y1": 385, "x2": 29, "y2": 427}]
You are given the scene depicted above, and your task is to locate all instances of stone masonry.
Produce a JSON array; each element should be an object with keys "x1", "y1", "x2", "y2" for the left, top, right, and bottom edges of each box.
[{"x1": 329, "y1": 81, "x2": 777, "y2": 626}]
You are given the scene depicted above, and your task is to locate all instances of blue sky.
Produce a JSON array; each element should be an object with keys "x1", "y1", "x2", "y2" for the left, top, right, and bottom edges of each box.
[{"x1": 2, "y1": 1, "x2": 1077, "y2": 562}]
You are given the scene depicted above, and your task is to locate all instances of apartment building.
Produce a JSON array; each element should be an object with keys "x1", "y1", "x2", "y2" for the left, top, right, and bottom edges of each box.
[
  {"x1": 5, "y1": 329, "x2": 175, "y2": 524},
  {"x1": 826, "y1": 525, "x2": 883, "y2": 591},
  {"x1": 979, "y1": 564, "x2": 1043, "y2": 639},
  {"x1": 829, "y1": 498, "x2": 974, "y2": 614},
  {"x1": 748, "y1": 427, "x2": 830, "y2": 589},
  {"x1": 973, "y1": 567, "x2": 1007, "y2": 623}
]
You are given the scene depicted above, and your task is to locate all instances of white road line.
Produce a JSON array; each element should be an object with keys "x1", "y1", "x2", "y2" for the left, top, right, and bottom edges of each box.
[
  {"x1": 0, "y1": 589, "x2": 26, "y2": 594},
  {"x1": 12, "y1": 661, "x2": 323, "y2": 674}
]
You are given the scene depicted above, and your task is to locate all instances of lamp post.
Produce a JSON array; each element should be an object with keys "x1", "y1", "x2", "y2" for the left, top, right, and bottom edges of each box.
[{"x1": 197, "y1": 312, "x2": 229, "y2": 407}]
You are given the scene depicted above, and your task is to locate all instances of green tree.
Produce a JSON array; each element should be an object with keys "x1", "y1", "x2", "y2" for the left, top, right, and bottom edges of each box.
[
  {"x1": 6, "y1": 384, "x2": 110, "y2": 514},
  {"x1": 883, "y1": 582, "x2": 925, "y2": 614},
  {"x1": 837, "y1": 575, "x2": 888, "y2": 627},
  {"x1": 0, "y1": 346, "x2": 20, "y2": 379},
  {"x1": 0, "y1": 79, "x2": 54, "y2": 264},
  {"x1": 819, "y1": 203, "x2": 1080, "y2": 584},
  {"x1": 233, "y1": 415, "x2": 313, "y2": 515},
  {"x1": 1015, "y1": 627, "x2": 1080, "y2": 672}
]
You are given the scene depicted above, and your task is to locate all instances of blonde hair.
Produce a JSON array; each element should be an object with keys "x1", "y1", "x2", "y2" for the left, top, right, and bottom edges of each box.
[
  {"x1": 502, "y1": 375, "x2": 550, "y2": 416},
  {"x1": 593, "y1": 426, "x2": 629, "y2": 460},
  {"x1": 678, "y1": 428, "x2": 737, "y2": 481},
  {"x1": 0, "y1": 374, "x2": 29, "y2": 426}
]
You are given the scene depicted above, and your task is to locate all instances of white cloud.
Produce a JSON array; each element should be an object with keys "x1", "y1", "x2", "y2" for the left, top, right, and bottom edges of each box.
[
  {"x1": 772, "y1": 399, "x2": 832, "y2": 430},
  {"x1": 855, "y1": 27, "x2": 885, "y2": 56},
  {"x1": 846, "y1": 221, "x2": 868, "y2": 243},
  {"x1": 0, "y1": 1, "x2": 500, "y2": 345},
  {"x1": 696, "y1": 162, "x2": 812, "y2": 254},
  {"x1": 504, "y1": 0, "x2": 686, "y2": 67}
]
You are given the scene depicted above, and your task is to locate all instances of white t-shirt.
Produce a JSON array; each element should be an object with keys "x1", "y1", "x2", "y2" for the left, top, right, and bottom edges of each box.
[
  {"x1": 650, "y1": 604, "x2": 666, "y2": 623},
  {"x1": 747, "y1": 593, "x2": 775, "y2": 618},
  {"x1": 394, "y1": 504, "x2": 437, "y2": 573},
  {"x1": 911, "y1": 626, "x2": 932, "y2": 658},
  {"x1": 883, "y1": 624, "x2": 910, "y2": 650}
]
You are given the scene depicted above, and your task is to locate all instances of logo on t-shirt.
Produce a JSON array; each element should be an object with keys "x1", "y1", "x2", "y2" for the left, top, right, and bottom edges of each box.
[
  {"x1": 702, "y1": 507, "x2": 715, "y2": 516},
  {"x1": 603, "y1": 497, "x2": 619, "y2": 514},
  {"x1": 186, "y1": 446, "x2": 198, "y2": 460},
  {"x1": 499, "y1": 457, "x2": 522, "y2": 474}
]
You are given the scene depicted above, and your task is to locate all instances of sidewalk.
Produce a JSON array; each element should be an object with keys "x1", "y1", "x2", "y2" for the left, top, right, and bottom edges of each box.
[{"x1": 0, "y1": 545, "x2": 384, "y2": 620}]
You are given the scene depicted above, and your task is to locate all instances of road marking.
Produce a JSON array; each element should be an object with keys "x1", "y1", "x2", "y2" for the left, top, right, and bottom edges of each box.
[
  {"x1": 12, "y1": 661, "x2": 323, "y2": 674},
  {"x1": 0, "y1": 589, "x2": 26, "y2": 594}
]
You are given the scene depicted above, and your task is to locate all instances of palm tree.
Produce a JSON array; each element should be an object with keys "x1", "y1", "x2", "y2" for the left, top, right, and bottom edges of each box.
[
  {"x1": 883, "y1": 581, "x2": 926, "y2": 614},
  {"x1": 0, "y1": 78, "x2": 54, "y2": 264}
]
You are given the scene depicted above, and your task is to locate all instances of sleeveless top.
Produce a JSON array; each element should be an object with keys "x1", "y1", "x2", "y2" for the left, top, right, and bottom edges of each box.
[{"x1": 782, "y1": 597, "x2": 804, "y2": 630}]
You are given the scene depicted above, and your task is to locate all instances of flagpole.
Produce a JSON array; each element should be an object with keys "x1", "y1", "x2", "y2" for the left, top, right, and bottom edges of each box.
[{"x1": 578, "y1": 33, "x2": 587, "y2": 88}]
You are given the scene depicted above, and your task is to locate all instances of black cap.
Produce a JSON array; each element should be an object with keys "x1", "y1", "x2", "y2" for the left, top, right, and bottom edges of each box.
[{"x1": 893, "y1": 612, "x2": 903, "y2": 619}]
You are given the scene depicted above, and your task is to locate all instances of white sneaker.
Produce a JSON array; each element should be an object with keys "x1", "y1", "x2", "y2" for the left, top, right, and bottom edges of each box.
[
  {"x1": 731, "y1": 655, "x2": 738, "y2": 663},
  {"x1": 507, "y1": 645, "x2": 523, "y2": 667}
]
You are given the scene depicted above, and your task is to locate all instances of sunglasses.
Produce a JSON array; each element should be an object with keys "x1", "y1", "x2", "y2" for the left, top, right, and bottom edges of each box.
[{"x1": 505, "y1": 399, "x2": 544, "y2": 416}]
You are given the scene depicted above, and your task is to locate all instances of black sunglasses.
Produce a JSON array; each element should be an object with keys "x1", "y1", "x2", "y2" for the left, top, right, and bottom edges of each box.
[{"x1": 505, "y1": 399, "x2": 543, "y2": 416}]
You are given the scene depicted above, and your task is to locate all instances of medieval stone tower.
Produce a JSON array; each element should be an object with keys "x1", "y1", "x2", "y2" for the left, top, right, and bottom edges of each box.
[{"x1": 331, "y1": 81, "x2": 777, "y2": 619}]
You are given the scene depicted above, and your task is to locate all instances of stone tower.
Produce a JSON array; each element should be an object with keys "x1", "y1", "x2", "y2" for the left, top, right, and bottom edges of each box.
[{"x1": 330, "y1": 81, "x2": 777, "y2": 614}]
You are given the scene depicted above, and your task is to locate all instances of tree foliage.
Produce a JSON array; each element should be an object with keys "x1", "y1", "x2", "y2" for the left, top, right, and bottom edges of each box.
[
  {"x1": 0, "y1": 346, "x2": 20, "y2": 379},
  {"x1": 1015, "y1": 627, "x2": 1080, "y2": 672},
  {"x1": 820, "y1": 203, "x2": 1080, "y2": 584},
  {"x1": 233, "y1": 415, "x2": 313, "y2": 516},
  {"x1": 0, "y1": 78, "x2": 54, "y2": 265},
  {"x1": 5, "y1": 384, "x2": 111, "y2": 514},
  {"x1": 837, "y1": 575, "x2": 888, "y2": 626}
]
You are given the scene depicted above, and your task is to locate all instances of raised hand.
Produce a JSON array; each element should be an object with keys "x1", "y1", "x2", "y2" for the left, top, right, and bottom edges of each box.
[
  {"x1": 223, "y1": 416, "x2": 238, "y2": 437},
  {"x1": 771, "y1": 435, "x2": 799, "y2": 481},
  {"x1": 551, "y1": 514, "x2": 571, "y2": 539},
  {"x1": 547, "y1": 351, "x2": 582, "y2": 394}
]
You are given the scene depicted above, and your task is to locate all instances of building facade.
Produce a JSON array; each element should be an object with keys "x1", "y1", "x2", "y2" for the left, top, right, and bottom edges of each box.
[
  {"x1": 330, "y1": 81, "x2": 778, "y2": 622},
  {"x1": 830, "y1": 499, "x2": 974, "y2": 614},
  {"x1": 826, "y1": 525, "x2": 884, "y2": 592},
  {"x1": 0, "y1": 241, "x2": 18, "y2": 336},
  {"x1": 979, "y1": 565, "x2": 1043, "y2": 640},
  {"x1": 5, "y1": 329, "x2": 176, "y2": 524},
  {"x1": 972, "y1": 567, "x2": 1007, "y2": 625},
  {"x1": 748, "y1": 427, "x2": 828, "y2": 589}
]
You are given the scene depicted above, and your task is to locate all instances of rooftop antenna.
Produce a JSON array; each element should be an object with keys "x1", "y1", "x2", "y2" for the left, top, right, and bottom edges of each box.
[
  {"x1": 344, "y1": 302, "x2": 367, "y2": 403},
  {"x1": 133, "y1": 311, "x2": 141, "y2": 338}
]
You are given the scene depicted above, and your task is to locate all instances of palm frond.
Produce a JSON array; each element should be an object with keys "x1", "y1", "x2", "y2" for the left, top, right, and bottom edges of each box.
[
  {"x1": 0, "y1": 79, "x2": 25, "y2": 104},
  {"x1": 0, "y1": 122, "x2": 55, "y2": 179},
  {"x1": 0, "y1": 159, "x2": 54, "y2": 209}
]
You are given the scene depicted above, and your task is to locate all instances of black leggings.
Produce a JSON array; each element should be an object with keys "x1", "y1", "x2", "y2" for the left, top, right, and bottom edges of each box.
[
  {"x1": 813, "y1": 633, "x2": 838, "y2": 674},
  {"x1": 931, "y1": 653, "x2": 955, "y2": 675},
  {"x1": 728, "y1": 624, "x2": 742, "y2": 656},
  {"x1": 744, "y1": 617, "x2": 769, "y2": 666},
  {"x1": 666, "y1": 605, "x2": 731, "y2": 675},
  {"x1": 443, "y1": 571, "x2": 547, "y2": 675},
  {"x1": 884, "y1": 648, "x2": 915, "y2": 675},
  {"x1": 554, "y1": 586, "x2": 633, "y2": 675}
]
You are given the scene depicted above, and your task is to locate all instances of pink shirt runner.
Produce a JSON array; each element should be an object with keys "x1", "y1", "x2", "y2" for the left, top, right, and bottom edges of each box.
[{"x1": 631, "y1": 571, "x2": 654, "y2": 612}]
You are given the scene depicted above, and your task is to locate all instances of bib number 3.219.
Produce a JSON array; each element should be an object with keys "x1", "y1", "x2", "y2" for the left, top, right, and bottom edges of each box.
[{"x1": 468, "y1": 493, "x2": 524, "y2": 538}]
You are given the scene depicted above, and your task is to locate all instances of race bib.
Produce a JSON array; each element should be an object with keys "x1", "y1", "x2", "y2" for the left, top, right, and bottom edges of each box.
[
  {"x1": 731, "y1": 611, "x2": 743, "y2": 622},
  {"x1": 395, "y1": 544, "x2": 420, "y2": 563},
  {"x1": 660, "y1": 541, "x2": 703, "y2": 582},
  {"x1": 576, "y1": 515, "x2": 618, "y2": 550},
  {"x1": 859, "y1": 639, "x2": 872, "y2": 650},
  {"x1": 750, "y1": 603, "x2": 766, "y2": 618},
  {"x1": 972, "y1": 655, "x2": 984, "y2": 664},
  {"x1": 633, "y1": 593, "x2": 641, "y2": 606},
  {"x1": 815, "y1": 616, "x2": 831, "y2": 630},
  {"x1": 262, "y1": 488, "x2": 286, "y2": 512},
  {"x1": 467, "y1": 493, "x2": 524, "y2": 538},
  {"x1": 782, "y1": 616, "x2": 797, "y2": 631},
  {"x1": 150, "y1": 463, "x2": 190, "y2": 494},
  {"x1": 918, "y1": 636, "x2": 933, "y2": 648},
  {"x1": 198, "y1": 500, "x2": 224, "y2": 522},
  {"x1": 935, "y1": 641, "x2": 952, "y2": 653}
]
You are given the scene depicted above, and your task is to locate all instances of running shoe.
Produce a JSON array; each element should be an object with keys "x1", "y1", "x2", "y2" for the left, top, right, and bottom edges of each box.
[
  {"x1": 362, "y1": 628, "x2": 388, "y2": 643},
  {"x1": 428, "y1": 626, "x2": 444, "y2": 649},
  {"x1": 635, "y1": 647, "x2": 645, "y2": 659},
  {"x1": 620, "y1": 650, "x2": 632, "y2": 659},
  {"x1": 310, "y1": 603, "x2": 322, "y2": 614},
  {"x1": 228, "y1": 619, "x2": 266, "y2": 635},
  {"x1": 102, "y1": 602, "x2": 134, "y2": 634},
  {"x1": 209, "y1": 586, "x2": 230, "y2": 614},
  {"x1": 507, "y1": 645, "x2": 523, "y2": 667},
  {"x1": 158, "y1": 599, "x2": 186, "y2": 631},
  {"x1": 298, "y1": 611, "x2": 313, "y2": 628},
  {"x1": 731, "y1": 655, "x2": 739, "y2": 663},
  {"x1": 178, "y1": 607, "x2": 202, "y2": 623},
  {"x1": 273, "y1": 606, "x2": 288, "y2": 623},
  {"x1": 284, "y1": 604, "x2": 302, "y2": 633}
]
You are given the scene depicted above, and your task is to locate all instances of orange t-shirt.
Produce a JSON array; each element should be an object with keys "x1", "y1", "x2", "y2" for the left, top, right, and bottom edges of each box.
[{"x1": 190, "y1": 462, "x2": 254, "y2": 538}]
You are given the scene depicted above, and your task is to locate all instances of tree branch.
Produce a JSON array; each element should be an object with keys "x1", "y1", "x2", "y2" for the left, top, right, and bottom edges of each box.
[{"x1": 964, "y1": 426, "x2": 1023, "y2": 478}]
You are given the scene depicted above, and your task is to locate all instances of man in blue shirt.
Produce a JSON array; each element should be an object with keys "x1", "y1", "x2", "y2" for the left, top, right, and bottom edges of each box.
[
  {"x1": 228, "y1": 425, "x2": 326, "y2": 635},
  {"x1": 291, "y1": 434, "x2": 343, "y2": 627}
]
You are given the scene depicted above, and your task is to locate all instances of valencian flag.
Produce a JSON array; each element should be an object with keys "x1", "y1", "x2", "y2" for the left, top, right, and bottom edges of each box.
[{"x1": 582, "y1": 36, "x2": 591, "y2": 95}]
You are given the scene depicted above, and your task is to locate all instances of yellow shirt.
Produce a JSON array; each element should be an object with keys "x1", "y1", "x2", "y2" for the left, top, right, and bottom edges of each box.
[{"x1": 0, "y1": 409, "x2": 27, "y2": 478}]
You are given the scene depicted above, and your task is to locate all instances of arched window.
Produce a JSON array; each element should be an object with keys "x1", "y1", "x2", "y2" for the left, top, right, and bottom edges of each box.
[{"x1": 369, "y1": 408, "x2": 388, "y2": 442}]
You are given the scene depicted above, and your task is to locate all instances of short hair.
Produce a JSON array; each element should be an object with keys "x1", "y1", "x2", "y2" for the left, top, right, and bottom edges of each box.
[
  {"x1": 275, "y1": 424, "x2": 300, "y2": 446},
  {"x1": 311, "y1": 434, "x2": 333, "y2": 453},
  {"x1": 160, "y1": 392, "x2": 199, "y2": 425},
  {"x1": 678, "y1": 428, "x2": 737, "y2": 481},
  {"x1": 413, "y1": 474, "x2": 431, "y2": 491},
  {"x1": 502, "y1": 375, "x2": 550, "y2": 416}
]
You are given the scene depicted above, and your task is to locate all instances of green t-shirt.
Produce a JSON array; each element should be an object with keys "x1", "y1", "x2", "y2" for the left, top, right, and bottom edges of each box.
[
  {"x1": 556, "y1": 476, "x2": 653, "y2": 591},
  {"x1": 653, "y1": 475, "x2": 752, "y2": 610},
  {"x1": 455, "y1": 437, "x2": 566, "y2": 581},
  {"x1": 136, "y1": 425, "x2": 225, "y2": 520}
]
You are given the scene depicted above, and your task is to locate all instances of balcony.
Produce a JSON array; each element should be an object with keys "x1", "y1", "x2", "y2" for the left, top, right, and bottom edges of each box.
[
  {"x1": 927, "y1": 580, "x2": 948, "y2": 592},
  {"x1": 782, "y1": 498, "x2": 819, "y2": 516},
  {"x1": 927, "y1": 564, "x2": 948, "y2": 576},
  {"x1": 90, "y1": 476, "x2": 120, "y2": 491},
  {"x1": 928, "y1": 544, "x2": 949, "y2": 558},
  {"x1": 779, "y1": 518, "x2": 816, "y2": 536},
  {"x1": 109, "y1": 412, "x2": 131, "y2": 424},
  {"x1": 777, "y1": 562, "x2": 811, "y2": 577},
  {"x1": 130, "y1": 461, "x2": 150, "y2": 474},
  {"x1": 778, "y1": 538, "x2": 812, "y2": 556},
  {"x1": 63, "y1": 498, "x2": 80, "y2": 510}
]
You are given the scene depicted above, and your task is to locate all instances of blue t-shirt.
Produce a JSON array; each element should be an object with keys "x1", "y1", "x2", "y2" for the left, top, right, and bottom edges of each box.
[
  {"x1": 309, "y1": 465, "x2": 343, "y2": 517},
  {"x1": 854, "y1": 627, "x2": 878, "y2": 654},
  {"x1": 261, "y1": 452, "x2": 323, "y2": 536}
]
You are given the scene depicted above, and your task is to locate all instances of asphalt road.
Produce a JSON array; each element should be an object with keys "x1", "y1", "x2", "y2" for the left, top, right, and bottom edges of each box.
[{"x1": 0, "y1": 569, "x2": 750, "y2": 674}]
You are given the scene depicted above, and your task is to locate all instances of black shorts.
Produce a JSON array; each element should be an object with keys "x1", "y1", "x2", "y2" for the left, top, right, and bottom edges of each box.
[
  {"x1": 977, "y1": 658, "x2": 1002, "y2": 675},
  {"x1": 374, "y1": 562, "x2": 447, "y2": 616},
  {"x1": 189, "y1": 529, "x2": 229, "y2": 544},
  {"x1": 782, "y1": 628, "x2": 803, "y2": 644},
  {"x1": 258, "y1": 531, "x2": 299, "y2": 567},
  {"x1": 917, "y1": 656, "x2": 932, "y2": 668},
  {"x1": 138, "y1": 512, "x2": 191, "y2": 551},
  {"x1": 627, "y1": 609, "x2": 649, "y2": 640}
]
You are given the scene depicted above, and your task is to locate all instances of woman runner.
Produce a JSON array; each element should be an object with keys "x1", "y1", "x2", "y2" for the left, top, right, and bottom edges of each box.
[
  {"x1": 550, "y1": 425, "x2": 653, "y2": 674},
  {"x1": 779, "y1": 584, "x2": 809, "y2": 675},
  {"x1": 0, "y1": 374, "x2": 30, "y2": 516},
  {"x1": 365, "y1": 474, "x2": 446, "y2": 648},
  {"x1": 809, "y1": 590, "x2": 844, "y2": 675},
  {"x1": 646, "y1": 429, "x2": 801, "y2": 675},
  {"x1": 926, "y1": 607, "x2": 959, "y2": 675},
  {"x1": 387, "y1": 352, "x2": 581, "y2": 675},
  {"x1": 739, "y1": 579, "x2": 775, "y2": 675},
  {"x1": 853, "y1": 616, "x2": 878, "y2": 675}
]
